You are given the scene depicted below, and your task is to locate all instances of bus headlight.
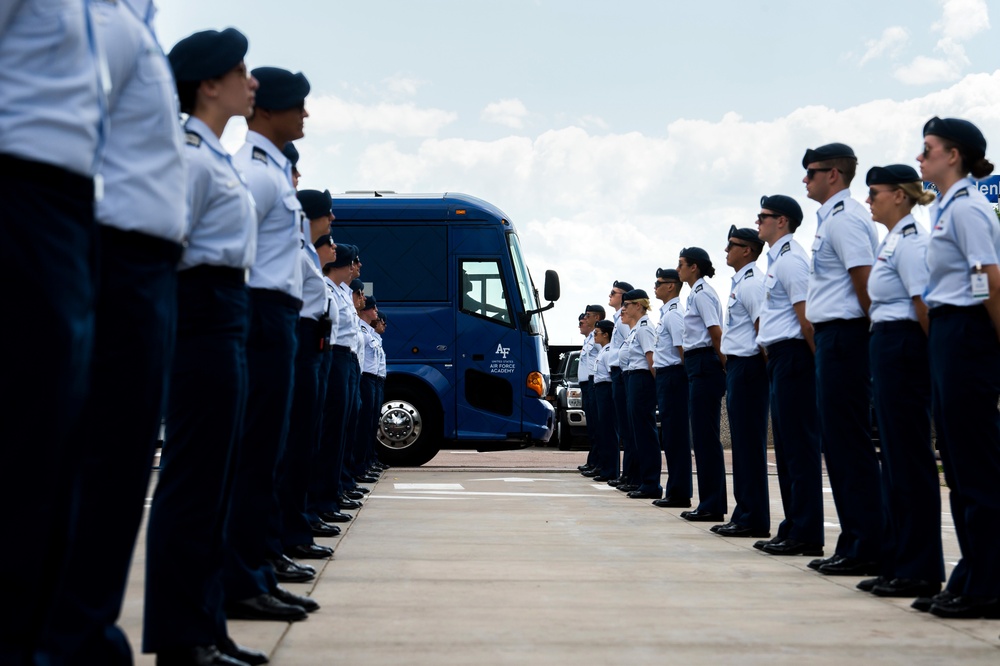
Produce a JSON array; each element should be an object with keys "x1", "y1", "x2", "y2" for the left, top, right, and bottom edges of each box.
[{"x1": 527, "y1": 371, "x2": 545, "y2": 398}]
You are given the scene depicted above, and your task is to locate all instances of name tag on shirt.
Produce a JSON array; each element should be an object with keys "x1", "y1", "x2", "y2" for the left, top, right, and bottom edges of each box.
[
  {"x1": 882, "y1": 233, "x2": 899, "y2": 258},
  {"x1": 972, "y1": 271, "x2": 989, "y2": 300}
]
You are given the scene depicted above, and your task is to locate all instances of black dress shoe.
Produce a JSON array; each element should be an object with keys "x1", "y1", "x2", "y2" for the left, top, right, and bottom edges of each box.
[
  {"x1": 268, "y1": 555, "x2": 315, "y2": 583},
  {"x1": 272, "y1": 584, "x2": 320, "y2": 612},
  {"x1": 627, "y1": 489, "x2": 661, "y2": 499},
  {"x1": 710, "y1": 522, "x2": 734, "y2": 533},
  {"x1": 593, "y1": 475, "x2": 614, "y2": 482},
  {"x1": 338, "y1": 497, "x2": 362, "y2": 510},
  {"x1": 817, "y1": 557, "x2": 879, "y2": 576},
  {"x1": 716, "y1": 524, "x2": 771, "y2": 538},
  {"x1": 355, "y1": 475, "x2": 379, "y2": 484},
  {"x1": 285, "y1": 543, "x2": 333, "y2": 560},
  {"x1": 227, "y1": 594, "x2": 308, "y2": 622},
  {"x1": 343, "y1": 489, "x2": 365, "y2": 500},
  {"x1": 929, "y1": 595, "x2": 1000, "y2": 619},
  {"x1": 807, "y1": 554, "x2": 843, "y2": 570},
  {"x1": 577, "y1": 464, "x2": 592, "y2": 471},
  {"x1": 651, "y1": 497, "x2": 691, "y2": 508},
  {"x1": 617, "y1": 483, "x2": 639, "y2": 492},
  {"x1": 680, "y1": 509, "x2": 724, "y2": 522},
  {"x1": 218, "y1": 638, "x2": 269, "y2": 666},
  {"x1": 872, "y1": 578, "x2": 942, "y2": 598},
  {"x1": 318, "y1": 510, "x2": 352, "y2": 523},
  {"x1": 156, "y1": 645, "x2": 249, "y2": 666},
  {"x1": 753, "y1": 536, "x2": 782, "y2": 550},
  {"x1": 606, "y1": 479, "x2": 622, "y2": 487},
  {"x1": 761, "y1": 539, "x2": 823, "y2": 556},
  {"x1": 580, "y1": 469, "x2": 600, "y2": 477},
  {"x1": 912, "y1": 589, "x2": 955, "y2": 612},
  {"x1": 856, "y1": 576, "x2": 889, "y2": 592},
  {"x1": 310, "y1": 521, "x2": 341, "y2": 537}
]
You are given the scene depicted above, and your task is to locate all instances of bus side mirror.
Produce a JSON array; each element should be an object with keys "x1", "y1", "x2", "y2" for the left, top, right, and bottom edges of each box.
[{"x1": 543, "y1": 270, "x2": 560, "y2": 302}]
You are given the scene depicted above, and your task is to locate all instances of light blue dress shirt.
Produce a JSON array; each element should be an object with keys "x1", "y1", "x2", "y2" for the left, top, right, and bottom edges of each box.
[
  {"x1": 757, "y1": 234, "x2": 811, "y2": 348},
  {"x1": 806, "y1": 188, "x2": 878, "y2": 323},
  {"x1": 608, "y1": 307, "x2": 628, "y2": 368},
  {"x1": 682, "y1": 278, "x2": 723, "y2": 350},
  {"x1": 299, "y1": 243, "x2": 327, "y2": 320},
  {"x1": 577, "y1": 330, "x2": 596, "y2": 381},
  {"x1": 373, "y1": 329, "x2": 386, "y2": 378},
  {"x1": 621, "y1": 315, "x2": 656, "y2": 371},
  {"x1": 178, "y1": 117, "x2": 256, "y2": 271},
  {"x1": 92, "y1": 0, "x2": 184, "y2": 242},
  {"x1": 359, "y1": 320, "x2": 380, "y2": 375},
  {"x1": 868, "y1": 215, "x2": 929, "y2": 323},
  {"x1": 653, "y1": 297, "x2": 684, "y2": 367},
  {"x1": 0, "y1": 0, "x2": 104, "y2": 177},
  {"x1": 924, "y1": 178, "x2": 1000, "y2": 309},
  {"x1": 331, "y1": 280, "x2": 359, "y2": 350},
  {"x1": 593, "y1": 344, "x2": 612, "y2": 383},
  {"x1": 722, "y1": 263, "x2": 764, "y2": 356},
  {"x1": 235, "y1": 131, "x2": 304, "y2": 298}
]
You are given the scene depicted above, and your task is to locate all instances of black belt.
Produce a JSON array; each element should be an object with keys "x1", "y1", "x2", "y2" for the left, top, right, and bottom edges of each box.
[
  {"x1": 101, "y1": 225, "x2": 184, "y2": 263},
  {"x1": 180, "y1": 264, "x2": 245, "y2": 287},
  {"x1": 362, "y1": 372, "x2": 379, "y2": 380},
  {"x1": 765, "y1": 338, "x2": 809, "y2": 354},
  {"x1": 0, "y1": 153, "x2": 93, "y2": 200},
  {"x1": 330, "y1": 344, "x2": 353, "y2": 357},
  {"x1": 812, "y1": 316, "x2": 868, "y2": 334},
  {"x1": 685, "y1": 347, "x2": 714, "y2": 357},
  {"x1": 724, "y1": 353, "x2": 761, "y2": 360},
  {"x1": 871, "y1": 320, "x2": 922, "y2": 333},
  {"x1": 623, "y1": 368, "x2": 651, "y2": 376},
  {"x1": 578, "y1": 380, "x2": 590, "y2": 386},
  {"x1": 928, "y1": 304, "x2": 988, "y2": 321},
  {"x1": 250, "y1": 287, "x2": 304, "y2": 312}
]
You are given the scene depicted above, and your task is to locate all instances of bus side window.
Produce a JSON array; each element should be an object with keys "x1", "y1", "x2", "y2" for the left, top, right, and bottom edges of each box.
[{"x1": 460, "y1": 260, "x2": 513, "y2": 326}]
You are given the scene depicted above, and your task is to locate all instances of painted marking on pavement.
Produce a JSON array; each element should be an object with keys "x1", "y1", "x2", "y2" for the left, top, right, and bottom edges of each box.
[
  {"x1": 470, "y1": 477, "x2": 567, "y2": 483},
  {"x1": 370, "y1": 495, "x2": 468, "y2": 501},
  {"x1": 591, "y1": 484, "x2": 618, "y2": 490},
  {"x1": 397, "y1": 490, "x2": 607, "y2": 498},
  {"x1": 394, "y1": 483, "x2": 464, "y2": 490}
]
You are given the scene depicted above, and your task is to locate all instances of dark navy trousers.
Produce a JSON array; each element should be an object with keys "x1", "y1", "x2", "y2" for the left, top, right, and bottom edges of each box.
[
  {"x1": 612, "y1": 367, "x2": 637, "y2": 482},
  {"x1": 870, "y1": 321, "x2": 943, "y2": 582},
  {"x1": 814, "y1": 318, "x2": 882, "y2": 561},
  {"x1": 581, "y1": 378, "x2": 600, "y2": 468},
  {"x1": 767, "y1": 339, "x2": 823, "y2": 544},
  {"x1": 309, "y1": 346, "x2": 352, "y2": 514},
  {"x1": 144, "y1": 267, "x2": 248, "y2": 654},
  {"x1": 656, "y1": 365, "x2": 691, "y2": 501},
  {"x1": 928, "y1": 306, "x2": 1000, "y2": 597},
  {"x1": 0, "y1": 157, "x2": 95, "y2": 665},
  {"x1": 626, "y1": 370, "x2": 661, "y2": 494},
  {"x1": 223, "y1": 289, "x2": 299, "y2": 601},
  {"x1": 726, "y1": 354, "x2": 770, "y2": 530},
  {"x1": 592, "y1": 381, "x2": 618, "y2": 478},
  {"x1": 352, "y1": 373, "x2": 379, "y2": 477},
  {"x1": 340, "y1": 356, "x2": 362, "y2": 492},
  {"x1": 685, "y1": 348, "x2": 727, "y2": 515},
  {"x1": 39, "y1": 226, "x2": 180, "y2": 666}
]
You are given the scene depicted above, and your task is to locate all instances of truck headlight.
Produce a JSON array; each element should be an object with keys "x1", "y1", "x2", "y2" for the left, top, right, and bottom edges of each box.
[
  {"x1": 567, "y1": 387, "x2": 582, "y2": 408},
  {"x1": 527, "y1": 371, "x2": 545, "y2": 398}
]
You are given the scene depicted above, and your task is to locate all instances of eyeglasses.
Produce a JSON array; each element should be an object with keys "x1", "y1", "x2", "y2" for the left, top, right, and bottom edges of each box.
[
  {"x1": 805, "y1": 167, "x2": 835, "y2": 180},
  {"x1": 756, "y1": 213, "x2": 780, "y2": 223},
  {"x1": 726, "y1": 241, "x2": 749, "y2": 251},
  {"x1": 655, "y1": 280, "x2": 679, "y2": 287},
  {"x1": 609, "y1": 290, "x2": 624, "y2": 297},
  {"x1": 867, "y1": 187, "x2": 896, "y2": 199}
]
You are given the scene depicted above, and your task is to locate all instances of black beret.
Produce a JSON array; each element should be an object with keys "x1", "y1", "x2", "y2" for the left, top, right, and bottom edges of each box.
[
  {"x1": 578, "y1": 313, "x2": 586, "y2": 322},
  {"x1": 282, "y1": 142, "x2": 299, "y2": 168},
  {"x1": 297, "y1": 189, "x2": 332, "y2": 220},
  {"x1": 728, "y1": 225, "x2": 763, "y2": 246},
  {"x1": 350, "y1": 278, "x2": 365, "y2": 293},
  {"x1": 801, "y1": 142, "x2": 857, "y2": 168},
  {"x1": 923, "y1": 116, "x2": 987, "y2": 158},
  {"x1": 313, "y1": 234, "x2": 334, "y2": 249},
  {"x1": 622, "y1": 288, "x2": 649, "y2": 301},
  {"x1": 759, "y1": 195, "x2": 803, "y2": 225},
  {"x1": 585, "y1": 304, "x2": 606, "y2": 317},
  {"x1": 612, "y1": 280, "x2": 634, "y2": 292},
  {"x1": 168, "y1": 28, "x2": 248, "y2": 82},
  {"x1": 363, "y1": 296, "x2": 377, "y2": 311},
  {"x1": 252, "y1": 67, "x2": 310, "y2": 110},
  {"x1": 594, "y1": 319, "x2": 615, "y2": 335},
  {"x1": 376, "y1": 313, "x2": 386, "y2": 324},
  {"x1": 655, "y1": 268, "x2": 680, "y2": 281},
  {"x1": 327, "y1": 243, "x2": 356, "y2": 268},
  {"x1": 679, "y1": 246, "x2": 711, "y2": 266},
  {"x1": 866, "y1": 164, "x2": 921, "y2": 186}
]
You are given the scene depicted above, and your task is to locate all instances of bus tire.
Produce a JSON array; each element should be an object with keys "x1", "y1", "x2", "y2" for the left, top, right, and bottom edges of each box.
[{"x1": 376, "y1": 388, "x2": 441, "y2": 466}]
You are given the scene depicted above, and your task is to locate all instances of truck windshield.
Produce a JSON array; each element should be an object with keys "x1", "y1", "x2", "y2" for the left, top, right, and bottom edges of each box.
[{"x1": 507, "y1": 232, "x2": 543, "y2": 336}]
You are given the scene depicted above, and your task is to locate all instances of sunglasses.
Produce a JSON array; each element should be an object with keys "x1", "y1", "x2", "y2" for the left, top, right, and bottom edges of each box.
[
  {"x1": 655, "y1": 280, "x2": 679, "y2": 287},
  {"x1": 805, "y1": 167, "x2": 835, "y2": 180},
  {"x1": 756, "y1": 213, "x2": 781, "y2": 223},
  {"x1": 726, "y1": 241, "x2": 749, "y2": 251}
]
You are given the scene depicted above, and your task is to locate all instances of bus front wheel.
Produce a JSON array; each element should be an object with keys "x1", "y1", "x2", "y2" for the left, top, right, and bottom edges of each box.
[{"x1": 376, "y1": 390, "x2": 440, "y2": 466}]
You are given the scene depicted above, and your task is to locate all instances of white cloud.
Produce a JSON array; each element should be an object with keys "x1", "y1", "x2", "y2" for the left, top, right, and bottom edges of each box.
[
  {"x1": 305, "y1": 94, "x2": 457, "y2": 137},
  {"x1": 859, "y1": 26, "x2": 909, "y2": 66},
  {"x1": 481, "y1": 98, "x2": 529, "y2": 128},
  {"x1": 382, "y1": 75, "x2": 424, "y2": 99},
  {"x1": 320, "y1": 71, "x2": 1000, "y2": 342},
  {"x1": 892, "y1": 0, "x2": 990, "y2": 85}
]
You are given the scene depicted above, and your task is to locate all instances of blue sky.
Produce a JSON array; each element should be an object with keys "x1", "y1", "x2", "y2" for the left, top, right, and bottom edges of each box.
[{"x1": 156, "y1": 0, "x2": 999, "y2": 344}]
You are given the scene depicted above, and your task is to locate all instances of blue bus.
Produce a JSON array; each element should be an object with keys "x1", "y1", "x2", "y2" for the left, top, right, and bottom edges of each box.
[{"x1": 331, "y1": 192, "x2": 560, "y2": 466}]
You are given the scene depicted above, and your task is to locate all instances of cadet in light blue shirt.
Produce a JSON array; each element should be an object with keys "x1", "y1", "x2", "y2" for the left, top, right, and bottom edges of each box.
[
  {"x1": 650, "y1": 268, "x2": 691, "y2": 509},
  {"x1": 677, "y1": 247, "x2": 727, "y2": 522},
  {"x1": 716, "y1": 226, "x2": 770, "y2": 538},
  {"x1": 801, "y1": 142, "x2": 882, "y2": 575},
  {"x1": 606, "y1": 281, "x2": 635, "y2": 486},
  {"x1": 590, "y1": 320, "x2": 619, "y2": 481},
  {"x1": 39, "y1": 4, "x2": 188, "y2": 665},
  {"x1": 619, "y1": 290, "x2": 660, "y2": 499},
  {"x1": 754, "y1": 194, "x2": 823, "y2": 557},
  {"x1": 918, "y1": 117, "x2": 1000, "y2": 617},
  {"x1": 862, "y1": 164, "x2": 943, "y2": 600},
  {"x1": 145, "y1": 27, "x2": 273, "y2": 665},
  {"x1": 578, "y1": 304, "x2": 604, "y2": 474}
]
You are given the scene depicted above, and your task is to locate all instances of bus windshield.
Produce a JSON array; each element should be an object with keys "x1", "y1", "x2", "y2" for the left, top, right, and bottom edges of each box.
[{"x1": 507, "y1": 232, "x2": 542, "y2": 335}]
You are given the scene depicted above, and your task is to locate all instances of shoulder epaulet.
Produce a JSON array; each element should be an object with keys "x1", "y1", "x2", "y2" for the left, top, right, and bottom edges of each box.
[
  {"x1": 185, "y1": 131, "x2": 202, "y2": 147},
  {"x1": 668, "y1": 302, "x2": 678, "y2": 311},
  {"x1": 252, "y1": 147, "x2": 268, "y2": 163},
  {"x1": 640, "y1": 319, "x2": 648, "y2": 326},
  {"x1": 694, "y1": 284, "x2": 704, "y2": 293},
  {"x1": 744, "y1": 268, "x2": 753, "y2": 278},
  {"x1": 779, "y1": 242, "x2": 790, "y2": 255},
  {"x1": 953, "y1": 187, "x2": 969, "y2": 199},
  {"x1": 831, "y1": 201, "x2": 845, "y2": 215},
  {"x1": 901, "y1": 222, "x2": 918, "y2": 236}
]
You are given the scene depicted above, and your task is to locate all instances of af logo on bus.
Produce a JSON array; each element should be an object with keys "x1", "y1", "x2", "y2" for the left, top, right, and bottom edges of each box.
[
  {"x1": 495, "y1": 344, "x2": 510, "y2": 359},
  {"x1": 490, "y1": 343, "x2": 515, "y2": 373}
]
